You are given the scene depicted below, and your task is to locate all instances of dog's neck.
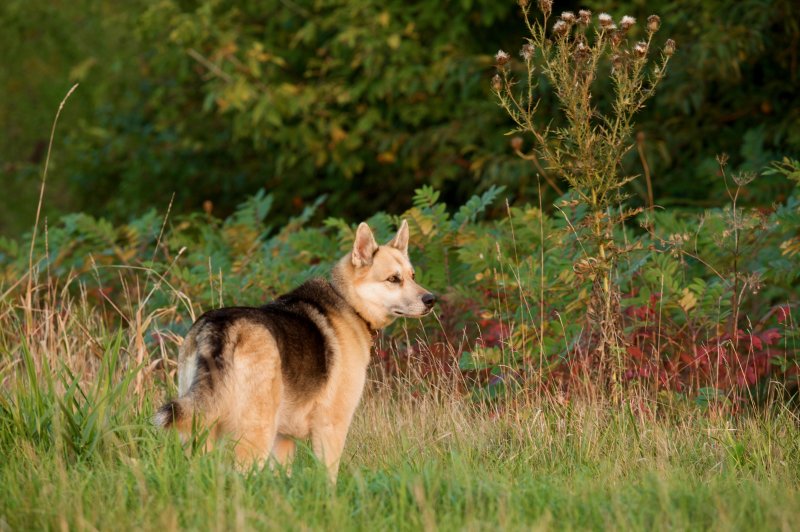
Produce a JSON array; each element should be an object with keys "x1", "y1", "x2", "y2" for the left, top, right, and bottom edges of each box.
[{"x1": 330, "y1": 255, "x2": 389, "y2": 334}]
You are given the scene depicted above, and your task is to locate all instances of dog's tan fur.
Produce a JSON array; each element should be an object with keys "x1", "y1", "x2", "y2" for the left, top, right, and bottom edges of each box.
[{"x1": 155, "y1": 220, "x2": 434, "y2": 482}]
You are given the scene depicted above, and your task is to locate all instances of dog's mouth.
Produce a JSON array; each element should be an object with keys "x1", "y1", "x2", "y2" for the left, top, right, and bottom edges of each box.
[{"x1": 392, "y1": 308, "x2": 434, "y2": 318}]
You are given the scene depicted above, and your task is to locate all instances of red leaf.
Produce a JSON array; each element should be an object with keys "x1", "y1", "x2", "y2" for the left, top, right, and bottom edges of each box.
[
  {"x1": 627, "y1": 345, "x2": 644, "y2": 359},
  {"x1": 746, "y1": 366, "x2": 757, "y2": 386},
  {"x1": 750, "y1": 334, "x2": 763, "y2": 351},
  {"x1": 776, "y1": 305, "x2": 791, "y2": 324},
  {"x1": 760, "y1": 328, "x2": 782, "y2": 346}
]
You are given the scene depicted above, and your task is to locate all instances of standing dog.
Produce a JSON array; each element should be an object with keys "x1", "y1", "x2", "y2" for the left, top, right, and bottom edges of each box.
[{"x1": 154, "y1": 220, "x2": 435, "y2": 482}]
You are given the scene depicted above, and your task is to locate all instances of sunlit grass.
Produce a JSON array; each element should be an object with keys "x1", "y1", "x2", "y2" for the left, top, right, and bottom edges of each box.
[{"x1": 2, "y1": 310, "x2": 798, "y2": 530}]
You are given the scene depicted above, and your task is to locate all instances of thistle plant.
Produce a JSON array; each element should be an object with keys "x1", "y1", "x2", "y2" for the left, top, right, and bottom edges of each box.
[{"x1": 493, "y1": 1, "x2": 675, "y2": 375}]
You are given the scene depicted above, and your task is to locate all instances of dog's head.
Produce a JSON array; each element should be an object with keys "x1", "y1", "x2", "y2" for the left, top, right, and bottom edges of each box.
[{"x1": 344, "y1": 220, "x2": 435, "y2": 328}]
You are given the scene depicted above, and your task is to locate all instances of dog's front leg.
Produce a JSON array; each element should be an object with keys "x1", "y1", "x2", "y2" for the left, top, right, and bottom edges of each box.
[
  {"x1": 271, "y1": 434, "x2": 296, "y2": 475},
  {"x1": 311, "y1": 421, "x2": 349, "y2": 484}
]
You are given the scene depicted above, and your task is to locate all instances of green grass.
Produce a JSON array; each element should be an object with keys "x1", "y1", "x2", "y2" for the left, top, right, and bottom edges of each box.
[
  {"x1": 0, "y1": 274, "x2": 798, "y2": 531},
  {"x1": 2, "y1": 345, "x2": 799, "y2": 531}
]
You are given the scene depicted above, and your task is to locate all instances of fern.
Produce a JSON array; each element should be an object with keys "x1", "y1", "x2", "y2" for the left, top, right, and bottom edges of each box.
[
  {"x1": 452, "y1": 185, "x2": 505, "y2": 229},
  {"x1": 412, "y1": 185, "x2": 440, "y2": 209}
]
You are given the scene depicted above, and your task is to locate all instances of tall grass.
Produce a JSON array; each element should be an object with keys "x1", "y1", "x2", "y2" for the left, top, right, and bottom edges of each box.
[
  {"x1": 1, "y1": 275, "x2": 799, "y2": 530},
  {"x1": 2, "y1": 22, "x2": 798, "y2": 531}
]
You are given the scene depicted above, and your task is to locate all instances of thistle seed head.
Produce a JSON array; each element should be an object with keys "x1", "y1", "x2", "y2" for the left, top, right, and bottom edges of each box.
[
  {"x1": 495, "y1": 49, "x2": 510, "y2": 66},
  {"x1": 598, "y1": 13, "x2": 613, "y2": 28},
  {"x1": 647, "y1": 15, "x2": 661, "y2": 33},
  {"x1": 520, "y1": 43, "x2": 535, "y2": 61},
  {"x1": 634, "y1": 41, "x2": 648, "y2": 58},
  {"x1": 518, "y1": 0, "x2": 529, "y2": 8},
  {"x1": 553, "y1": 19, "x2": 568, "y2": 36},
  {"x1": 664, "y1": 38, "x2": 676, "y2": 56},
  {"x1": 619, "y1": 16, "x2": 635, "y2": 31},
  {"x1": 560, "y1": 11, "x2": 576, "y2": 24},
  {"x1": 578, "y1": 10, "x2": 591, "y2": 25},
  {"x1": 491, "y1": 73, "x2": 503, "y2": 92},
  {"x1": 610, "y1": 30, "x2": 623, "y2": 48},
  {"x1": 574, "y1": 41, "x2": 590, "y2": 61},
  {"x1": 538, "y1": 0, "x2": 552, "y2": 16},
  {"x1": 510, "y1": 136, "x2": 524, "y2": 151}
]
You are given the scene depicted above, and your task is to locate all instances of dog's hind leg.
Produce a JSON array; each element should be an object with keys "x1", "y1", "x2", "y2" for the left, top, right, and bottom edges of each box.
[
  {"x1": 229, "y1": 329, "x2": 283, "y2": 470},
  {"x1": 234, "y1": 422, "x2": 277, "y2": 470},
  {"x1": 231, "y1": 382, "x2": 281, "y2": 469}
]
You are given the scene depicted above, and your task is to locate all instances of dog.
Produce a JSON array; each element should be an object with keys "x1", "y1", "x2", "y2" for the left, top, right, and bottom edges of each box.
[{"x1": 154, "y1": 220, "x2": 435, "y2": 482}]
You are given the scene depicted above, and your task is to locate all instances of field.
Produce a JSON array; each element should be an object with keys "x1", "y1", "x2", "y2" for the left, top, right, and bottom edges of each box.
[
  {"x1": 3, "y1": 1, "x2": 800, "y2": 529},
  {"x1": 4, "y1": 377, "x2": 800, "y2": 530},
  {"x1": 1, "y1": 273, "x2": 799, "y2": 531}
]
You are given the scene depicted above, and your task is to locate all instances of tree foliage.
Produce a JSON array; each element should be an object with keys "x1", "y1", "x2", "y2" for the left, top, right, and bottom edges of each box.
[{"x1": 2, "y1": 0, "x2": 798, "y2": 232}]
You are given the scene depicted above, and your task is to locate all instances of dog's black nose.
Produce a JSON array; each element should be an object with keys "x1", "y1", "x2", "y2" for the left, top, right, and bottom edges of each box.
[{"x1": 422, "y1": 293, "x2": 436, "y2": 308}]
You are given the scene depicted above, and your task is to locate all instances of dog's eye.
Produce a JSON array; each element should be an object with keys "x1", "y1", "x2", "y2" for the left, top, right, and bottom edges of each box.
[{"x1": 387, "y1": 275, "x2": 401, "y2": 284}]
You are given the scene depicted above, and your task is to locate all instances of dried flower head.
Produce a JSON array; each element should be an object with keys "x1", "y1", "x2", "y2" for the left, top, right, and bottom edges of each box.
[
  {"x1": 664, "y1": 38, "x2": 676, "y2": 56},
  {"x1": 520, "y1": 43, "x2": 535, "y2": 61},
  {"x1": 743, "y1": 271, "x2": 763, "y2": 295},
  {"x1": 611, "y1": 54, "x2": 623, "y2": 70},
  {"x1": 619, "y1": 16, "x2": 635, "y2": 31},
  {"x1": 561, "y1": 11, "x2": 576, "y2": 24},
  {"x1": 518, "y1": 0, "x2": 529, "y2": 8},
  {"x1": 538, "y1": 0, "x2": 552, "y2": 16},
  {"x1": 574, "y1": 41, "x2": 590, "y2": 61},
  {"x1": 495, "y1": 50, "x2": 510, "y2": 66},
  {"x1": 598, "y1": 13, "x2": 613, "y2": 28},
  {"x1": 553, "y1": 19, "x2": 568, "y2": 36},
  {"x1": 647, "y1": 15, "x2": 661, "y2": 33},
  {"x1": 578, "y1": 9, "x2": 591, "y2": 25},
  {"x1": 733, "y1": 171, "x2": 758, "y2": 187},
  {"x1": 491, "y1": 74, "x2": 503, "y2": 92},
  {"x1": 510, "y1": 136, "x2": 524, "y2": 151},
  {"x1": 633, "y1": 41, "x2": 648, "y2": 58}
]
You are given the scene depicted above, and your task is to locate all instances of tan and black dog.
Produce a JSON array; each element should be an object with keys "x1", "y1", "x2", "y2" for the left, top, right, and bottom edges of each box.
[{"x1": 154, "y1": 220, "x2": 435, "y2": 482}]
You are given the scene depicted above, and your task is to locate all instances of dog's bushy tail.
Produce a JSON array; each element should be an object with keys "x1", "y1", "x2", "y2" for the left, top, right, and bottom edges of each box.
[{"x1": 152, "y1": 397, "x2": 194, "y2": 431}]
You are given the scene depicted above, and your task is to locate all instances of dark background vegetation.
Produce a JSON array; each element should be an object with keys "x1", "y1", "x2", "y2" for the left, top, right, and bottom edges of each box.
[{"x1": 2, "y1": 0, "x2": 798, "y2": 235}]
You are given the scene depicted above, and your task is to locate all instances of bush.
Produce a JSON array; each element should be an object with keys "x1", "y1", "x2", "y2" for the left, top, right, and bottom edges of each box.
[
  {"x1": 3, "y1": 0, "x2": 798, "y2": 231},
  {"x1": 3, "y1": 162, "x2": 798, "y2": 406}
]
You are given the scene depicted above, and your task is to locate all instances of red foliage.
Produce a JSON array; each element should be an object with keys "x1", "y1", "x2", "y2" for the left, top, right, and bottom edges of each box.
[{"x1": 621, "y1": 299, "x2": 791, "y2": 399}]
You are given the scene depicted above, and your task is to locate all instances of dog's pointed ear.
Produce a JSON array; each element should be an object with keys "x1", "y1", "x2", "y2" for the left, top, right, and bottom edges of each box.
[
  {"x1": 352, "y1": 222, "x2": 378, "y2": 267},
  {"x1": 387, "y1": 219, "x2": 409, "y2": 255}
]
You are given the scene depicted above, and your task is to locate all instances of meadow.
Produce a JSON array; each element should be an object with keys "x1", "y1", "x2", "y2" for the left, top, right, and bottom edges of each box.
[
  {"x1": 2, "y1": 1, "x2": 800, "y2": 530},
  {"x1": 2, "y1": 283, "x2": 799, "y2": 530}
]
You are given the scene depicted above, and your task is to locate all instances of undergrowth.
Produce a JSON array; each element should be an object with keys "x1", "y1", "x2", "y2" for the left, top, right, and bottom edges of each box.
[{"x1": 1, "y1": 3, "x2": 800, "y2": 529}]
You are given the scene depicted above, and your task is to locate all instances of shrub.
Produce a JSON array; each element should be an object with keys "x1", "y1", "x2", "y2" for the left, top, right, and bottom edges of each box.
[{"x1": 493, "y1": 3, "x2": 676, "y2": 382}]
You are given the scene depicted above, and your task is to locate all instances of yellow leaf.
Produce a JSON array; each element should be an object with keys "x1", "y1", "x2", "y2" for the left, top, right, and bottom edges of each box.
[
  {"x1": 69, "y1": 57, "x2": 96, "y2": 81},
  {"x1": 387, "y1": 34, "x2": 401, "y2": 50},
  {"x1": 407, "y1": 208, "x2": 435, "y2": 236},
  {"x1": 377, "y1": 151, "x2": 396, "y2": 164},
  {"x1": 780, "y1": 237, "x2": 800, "y2": 257},
  {"x1": 679, "y1": 288, "x2": 697, "y2": 312},
  {"x1": 330, "y1": 125, "x2": 348, "y2": 144}
]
